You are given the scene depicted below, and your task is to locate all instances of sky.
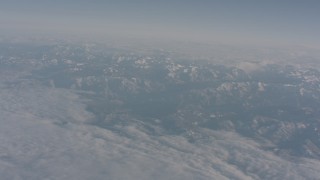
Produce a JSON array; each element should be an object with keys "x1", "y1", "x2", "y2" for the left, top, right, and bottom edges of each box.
[{"x1": 0, "y1": 0, "x2": 320, "y2": 46}]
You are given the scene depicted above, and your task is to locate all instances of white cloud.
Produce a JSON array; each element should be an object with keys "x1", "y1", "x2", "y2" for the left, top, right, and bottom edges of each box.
[
  {"x1": 1, "y1": 73, "x2": 320, "y2": 180},
  {"x1": 258, "y1": 82, "x2": 265, "y2": 91}
]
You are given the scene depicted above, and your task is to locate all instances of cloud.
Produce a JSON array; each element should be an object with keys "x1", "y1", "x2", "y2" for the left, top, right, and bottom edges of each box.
[{"x1": 1, "y1": 71, "x2": 320, "y2": 180}]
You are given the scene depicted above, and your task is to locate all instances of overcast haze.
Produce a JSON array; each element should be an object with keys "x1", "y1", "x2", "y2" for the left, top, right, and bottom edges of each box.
[{"x1": 1, "y1": 0, "x2": 320, "y2": 46}]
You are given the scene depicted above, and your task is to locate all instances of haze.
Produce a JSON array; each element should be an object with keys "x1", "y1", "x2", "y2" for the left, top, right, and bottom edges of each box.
[{"x1": 1, "y1": 0, "x2": 320, "y2": 47}]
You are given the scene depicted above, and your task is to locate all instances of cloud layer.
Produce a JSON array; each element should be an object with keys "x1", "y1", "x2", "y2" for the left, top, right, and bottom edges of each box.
[{"x1": 1, "y1": 70, "x2": 320, "y2": 180}]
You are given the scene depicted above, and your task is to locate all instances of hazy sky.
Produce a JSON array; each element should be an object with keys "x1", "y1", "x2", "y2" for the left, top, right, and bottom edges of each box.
[{"x1": 1, "y1": 0, "x2": 319, "y2": 46}]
